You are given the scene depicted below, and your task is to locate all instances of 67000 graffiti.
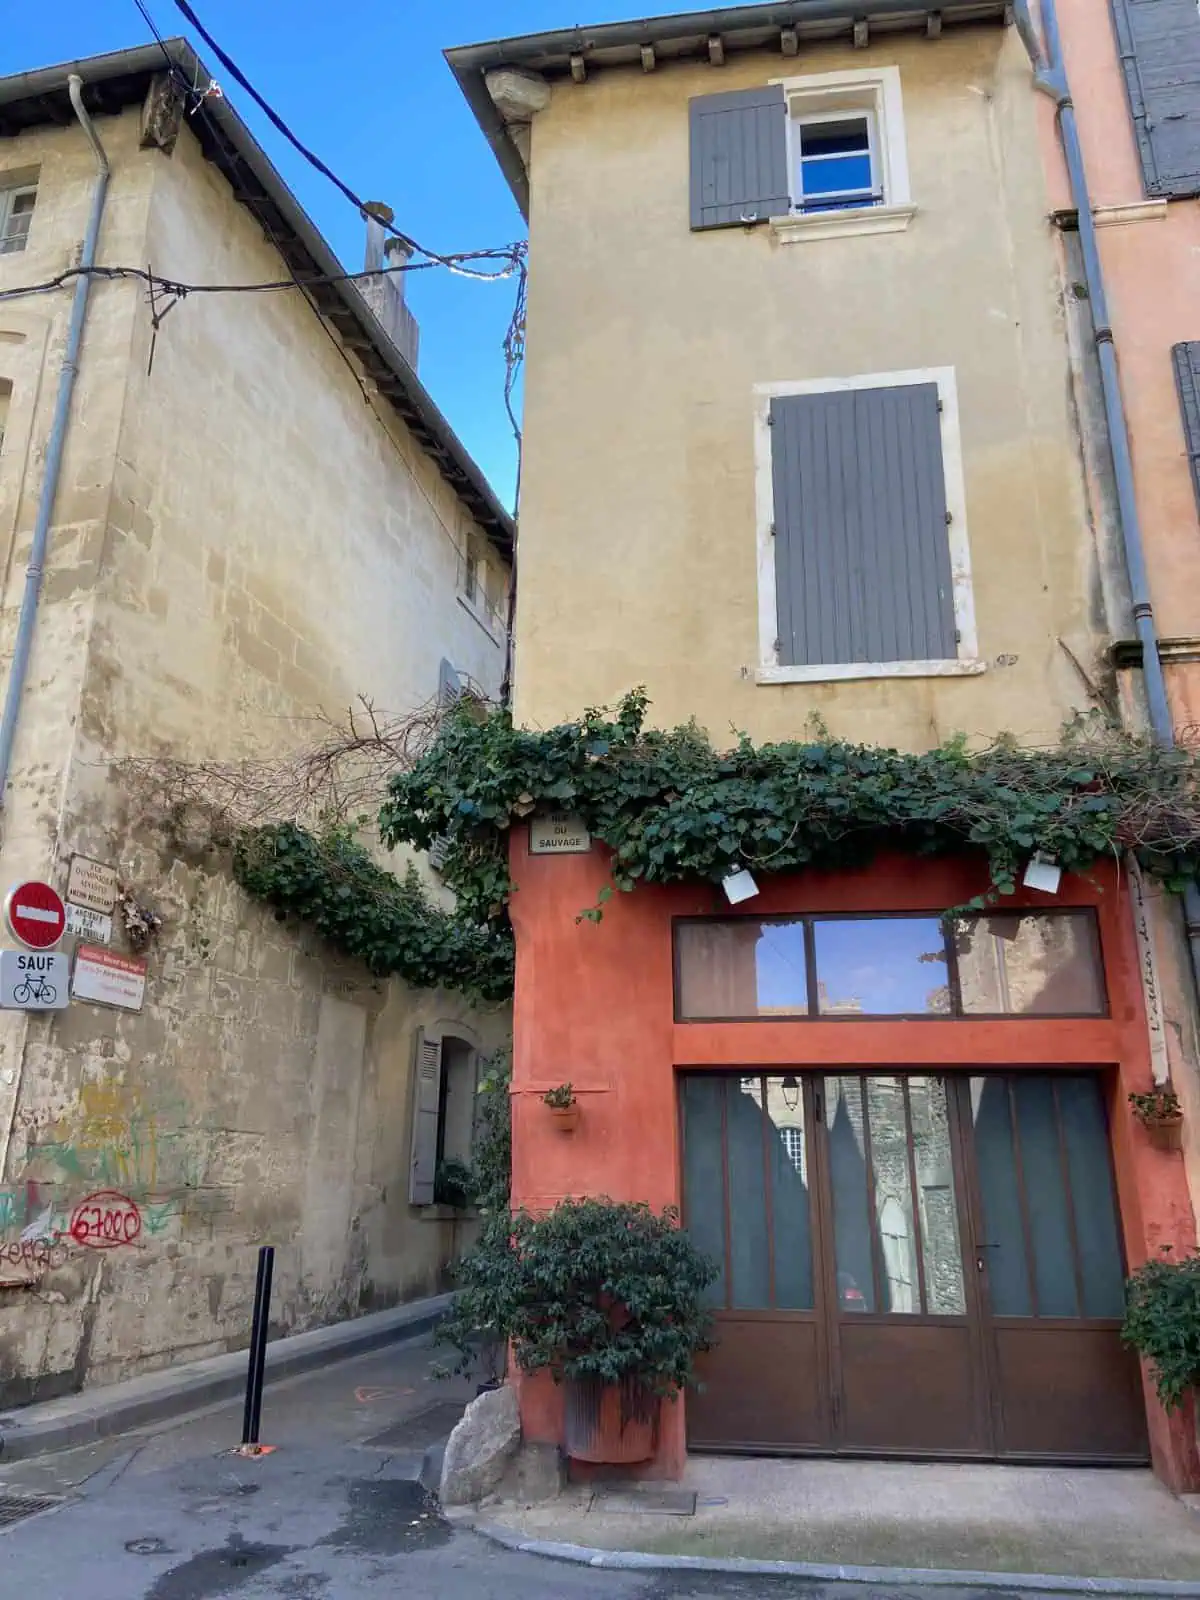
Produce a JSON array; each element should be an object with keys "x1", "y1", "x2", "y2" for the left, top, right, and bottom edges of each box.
[{"x1": 68, "y1": 1191, "x2": 142, "y2": 1249}]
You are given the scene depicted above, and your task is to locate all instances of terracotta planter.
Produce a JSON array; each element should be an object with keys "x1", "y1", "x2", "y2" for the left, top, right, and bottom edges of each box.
[
  {"x1": 549, "y1": 1104, "x2": 580, "y2": 1133},
  {"x1": 563, "y1": 1376, "x2": 659, "y2": 1464},
  {"x1": 1145, "y1": 1113, "x2": 1184, "y2": 1152}
]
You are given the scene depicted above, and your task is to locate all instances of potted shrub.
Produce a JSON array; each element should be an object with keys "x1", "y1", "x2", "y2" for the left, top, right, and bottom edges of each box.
[
  {"x1": 1123, "y1": 1249, "x2": 1200, "y2": 1409},
  {"x1": 1129, "y1": 1088, "x2": 1184, "y2": 1151},
  {"x1": 543, "y1": 1082, "x2": 580, "y2": 1133},
  {"x1": 506, "y1": 1197, "x2": 717, "y2": 1464}
]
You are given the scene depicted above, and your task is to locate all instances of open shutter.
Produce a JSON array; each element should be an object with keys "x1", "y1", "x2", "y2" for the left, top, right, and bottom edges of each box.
[
  {"x1": 770, "y1": 384, "x2": 957, "y2": 667},
  {"x1": 408, "y1": 1026, "x2": 443, "y2": 1205},
  {"x1": 1110, "y1": 0, "x2": 1200, "y2": 197},
  {"x1": 1172, "y1": 342, "x2": 1200, "y2": 520},
  {"x1": 690, "y1": 85, "x2": 790, "y2": 230}
]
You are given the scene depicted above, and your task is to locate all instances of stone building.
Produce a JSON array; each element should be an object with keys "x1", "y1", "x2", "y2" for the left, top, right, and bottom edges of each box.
[{"x1": 0, "y1": 41, "x2": 512, "y2": 1401}]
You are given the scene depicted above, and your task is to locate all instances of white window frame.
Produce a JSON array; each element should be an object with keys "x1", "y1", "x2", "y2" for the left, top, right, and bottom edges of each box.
[
  {"x1": 769, "y1": 66, "x2": 915, "y2": 243},
  {"x1": 0, "y1": 184, "x2": 37, "y2": 256},
  {"x1": 753, "y1": 366, "x2": 983, "y2": 685},
  {"x1": 792, "y1": 106, "x2": 880, "y2": 213}
]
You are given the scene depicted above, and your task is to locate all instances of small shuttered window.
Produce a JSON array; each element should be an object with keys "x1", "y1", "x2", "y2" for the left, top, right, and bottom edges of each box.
[
  {"x1": 408, "y1": 1027, "x2": 443, "y2": 1206},
  {"x1": 769, "y1": 383, "x2": 957, "y2": 667},
  {"x1": 1172, "y1": 341, "x2": 1200, "y2": 520},
  {"x1": 689, "y1": 85, "x2": 790, "y2": 230},
  {"x1": 1110, "y1": 0, "x2": 1200, "y2": 198}
]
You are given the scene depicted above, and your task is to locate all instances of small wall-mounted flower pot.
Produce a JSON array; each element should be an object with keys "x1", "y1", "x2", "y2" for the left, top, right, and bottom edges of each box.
[
  {"x1": 1146, "y1": 1113, "x2": 1184, "y2": 1152},
  {"x1": 549, "y1": 1104, "x2": 581, "y2": 1133}
]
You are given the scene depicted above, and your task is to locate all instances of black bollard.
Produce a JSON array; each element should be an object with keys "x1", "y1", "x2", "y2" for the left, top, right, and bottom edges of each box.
[{"x1": 241, "y1": 1245, "x2": 275, "y2": 1449}]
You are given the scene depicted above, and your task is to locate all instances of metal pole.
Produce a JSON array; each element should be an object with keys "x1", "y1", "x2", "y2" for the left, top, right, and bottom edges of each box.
[
  {"x1": 241, "y1": 1245, "x2": 274, "y2": 1448},
  {"x1": 0, "y1": 76, "x2": 110, "y2": 802}
]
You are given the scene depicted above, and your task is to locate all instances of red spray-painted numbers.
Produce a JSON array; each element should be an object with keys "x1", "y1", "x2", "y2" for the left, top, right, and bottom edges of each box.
[{"x1": 68, "y1": 1191, "x2": 142, "y2": 1249}]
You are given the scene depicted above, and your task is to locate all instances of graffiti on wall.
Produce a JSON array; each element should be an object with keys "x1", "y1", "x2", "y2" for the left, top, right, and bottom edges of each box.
[{"x1": 0, "y1": 1083, "x2": 211, "y2": 1280}]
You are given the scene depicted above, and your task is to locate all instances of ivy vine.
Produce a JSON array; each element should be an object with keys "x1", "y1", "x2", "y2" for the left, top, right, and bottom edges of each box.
[
  {"x1": 382, "y1": 689, "x2": 1200, "y2": 924},
  {"x1": 232, "y1": 823, "x2": 513, "y2": 1002},
  {"x1": 233, "y1": 691, "x2": 1200, "y2": 1000}
]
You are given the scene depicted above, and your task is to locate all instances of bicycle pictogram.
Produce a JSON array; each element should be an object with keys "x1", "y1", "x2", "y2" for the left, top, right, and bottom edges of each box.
[{"x1": 12, "y1": 972, "x2": 57, "y2": 1006}]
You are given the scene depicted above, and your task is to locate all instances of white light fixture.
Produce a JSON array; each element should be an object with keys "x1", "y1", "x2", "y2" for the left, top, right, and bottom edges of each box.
[
  {"x1": 1022, "y1": 855, "x2": 1062, "y2": 895},
  {"x1": 722, "y1": 868, "x2": 759, "y2": 905}
]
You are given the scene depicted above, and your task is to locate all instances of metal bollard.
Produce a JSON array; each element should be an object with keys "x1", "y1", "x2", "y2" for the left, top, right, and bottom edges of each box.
[{"x1": 241, "y1": 1245, "x2": 275, "y2": 1450}]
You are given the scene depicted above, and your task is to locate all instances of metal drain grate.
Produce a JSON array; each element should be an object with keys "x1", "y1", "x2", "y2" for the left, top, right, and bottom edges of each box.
[
  {"x1": 0, "y1": 1492, "x2": 63, "y2": 1530},
  {"x1": 362, "y1": 1401, "x2": 466, "y2": 1451}
]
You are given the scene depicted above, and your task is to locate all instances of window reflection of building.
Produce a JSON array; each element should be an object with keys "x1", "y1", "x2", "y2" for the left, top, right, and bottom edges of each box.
[
  {"x1": 826, "y1": 1075, "x2": 965, "y2": 1316},
  {"x1": 954, "y1": 914, "x2": 1104, "y2": 1015}
]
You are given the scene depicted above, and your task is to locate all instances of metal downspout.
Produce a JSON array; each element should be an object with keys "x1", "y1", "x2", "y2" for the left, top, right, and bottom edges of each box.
[
  {"x1": 0, "y1": 75, "x2": 110, "y2": 803},
  {"x1": 1013, "y1": 0, "x2": 1200, "y2": 1042}
]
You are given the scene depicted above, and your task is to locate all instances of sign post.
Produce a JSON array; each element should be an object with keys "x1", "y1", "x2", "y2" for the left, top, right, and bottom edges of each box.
[{"x1": 4, "y1": 881, "x2": 66, "y2": 951}]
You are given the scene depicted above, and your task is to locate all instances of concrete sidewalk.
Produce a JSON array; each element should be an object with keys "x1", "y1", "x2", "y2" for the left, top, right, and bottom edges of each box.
[
  {"x1": 0, "y1": 1292, "x2": 449, "y2": 1461},
  {"x1": 482, "y1": 1455, "x2": 1200, "y2": 1587}
]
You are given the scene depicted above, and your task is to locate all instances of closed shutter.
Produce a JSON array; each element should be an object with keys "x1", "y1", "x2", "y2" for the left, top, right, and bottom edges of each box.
[
  {"x1": 1110, "y1": 0, "x2": 1200, "y2": 197},
  {"x1": 770, "y1": 384, "x2": 957, "y2": 667},
  {"x1": 408, "y1": 1027, "x2": 443, "y2": 1205},
  {"x1": 690, "y1": 86, "x2": 790, "y2": 230},
  {"x1": 1172, "y1": 341, "x2": 1200, "y2": 520}
]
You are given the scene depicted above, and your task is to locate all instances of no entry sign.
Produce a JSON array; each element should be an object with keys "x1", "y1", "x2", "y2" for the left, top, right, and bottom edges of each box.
[{"x1": 5, "y1": 881, "x2": 66, "y2": 950}]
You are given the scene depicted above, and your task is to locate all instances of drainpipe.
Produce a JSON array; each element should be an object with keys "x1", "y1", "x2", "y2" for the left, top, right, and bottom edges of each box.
[
  {"x1": 0, "y1": 75, "x2": 110, "y2": 803},
  {"x1": 1012, "y1": 0, "x2": 1200, "y2": 1042}
]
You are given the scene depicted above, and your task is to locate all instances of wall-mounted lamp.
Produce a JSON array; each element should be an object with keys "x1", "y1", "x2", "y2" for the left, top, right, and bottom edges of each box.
[
  {"x1": 722, "y1": 867, "x2": 759, "y2": 905},
  {"x1": 1022, "y1": 855, "x2": 1062, "y2": 895},
  {"x1": 781, "y1": 1074, "x2": 800, "y2": 1112}
]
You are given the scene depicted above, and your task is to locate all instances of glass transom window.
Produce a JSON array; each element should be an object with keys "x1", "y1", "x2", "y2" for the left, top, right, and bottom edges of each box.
[{"x1": 675, "y1": 911, "x2": 1106, "y2": 1021}]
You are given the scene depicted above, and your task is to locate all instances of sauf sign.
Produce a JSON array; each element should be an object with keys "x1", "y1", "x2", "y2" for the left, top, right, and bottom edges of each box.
[
  {"x1": 0, "y1": 950, "x2": 69, "y2": 1010},
  {"x1": 1, "y1": 878, "x2": 69, "y2": 1009}
]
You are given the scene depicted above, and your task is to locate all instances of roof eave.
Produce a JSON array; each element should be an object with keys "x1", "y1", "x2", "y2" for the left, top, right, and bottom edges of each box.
[
  {"x1": 446, "y1": 0, "x2": 1011, "y2": 222},
  {"x1": 0, "y1": 39, "x2": 515, "y2": 558}
]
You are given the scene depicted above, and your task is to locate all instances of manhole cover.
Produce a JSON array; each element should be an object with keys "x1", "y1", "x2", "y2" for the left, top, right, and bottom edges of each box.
[
  {"x1": 362, "y1": 1402, "x2": 465, "y2": 1450},
  {"x1": 590, "y1": 1486, "x2": 697, "y2": 1516},
  {"x1": 0, "y1": 1492, "x2": 63, "y2": 1530}
]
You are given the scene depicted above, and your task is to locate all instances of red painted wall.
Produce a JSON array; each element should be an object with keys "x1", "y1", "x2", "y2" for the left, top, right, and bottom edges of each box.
[{"x1": 508, "y1": 837, "x2": 1199, "y2": 1489}]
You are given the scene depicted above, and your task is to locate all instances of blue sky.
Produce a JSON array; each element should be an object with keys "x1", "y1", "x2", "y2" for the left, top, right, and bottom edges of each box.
[{"x1": 2, "y1": 2, "x2": 690, "y2": 509}]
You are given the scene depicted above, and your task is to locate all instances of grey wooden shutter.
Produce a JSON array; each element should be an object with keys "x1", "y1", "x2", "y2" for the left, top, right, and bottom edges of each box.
[
  {"x1": 770, "y1": 384, "x2": 957, "y2": 667},
  {"x1": 1110, "y1": 0, "x2": 1200, "y2": 197},
  {"x1": 408, "y1": 1026, "x2": 443, "y2": 1205},
  {"x1": 690, "y1": 86, "x2": 790, "y2": 230},
  {"x1": 1173, "y1": 342, "x2": 1200, "y2": 519}
]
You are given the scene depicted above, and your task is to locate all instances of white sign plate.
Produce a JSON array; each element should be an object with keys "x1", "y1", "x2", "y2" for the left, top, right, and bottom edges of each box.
[
  {"x1": 66, "y1": 855, "x2": 119, "y2": 915},
  {"x1": 1128, "y1": 858, "x2": 1171, "y2": 1086},
  {"x1": 72, "y1": 945, "x2": 147, "y2": 1012},
  {"x1": 529, "y1": 812, "x2": 591, "y2": 855},
  {"x1": 0, "y1": 951, "x2": 70, "y2": 1010},
  {"x1": 66, "y1": 903, "x2": 113, "y2": 944}
]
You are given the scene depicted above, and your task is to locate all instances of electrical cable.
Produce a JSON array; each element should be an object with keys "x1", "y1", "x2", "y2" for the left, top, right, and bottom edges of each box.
[
  {"x1": 0, "y1": 255, "x2": 518, "y2": 306},
  {"x1": 166, "y1": 0, "x2": 522, "y2": 280}
]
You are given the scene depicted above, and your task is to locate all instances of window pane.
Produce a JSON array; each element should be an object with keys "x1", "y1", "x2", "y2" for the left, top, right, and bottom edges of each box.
[
  {"x1": 971, "y1": 1077, "x2": 1032, "y2": 1316},
  {"x1": 676, "y1": 920, "x2": 808, "y2": 1019},
  {"x1": 802, "y1": 154, "x2": 873, "y2": 198},
  {"x1": 910, "y1": 1076, "x2": 966, "y2": 1315},
  {"x1": 813, "y1": 918, "x2": 949, "y2": 1016},
  {"x1": 800, "y1": 120, "x2": 870, "y2": 157},
  {"x1": 728, "y1": 1077, "x2": 771, "y2": 1308},
  {"x1": 825, "y1": 1076, "x2": 875, "y2": 1312},
  {"x1": 763, "y1": 1078, "x2": 814, "y2": 1310},
  {"x1": 1013, "y1": 1076, "x2": 1078, "y2": 1317},
  {"x1": 866, "y1": 1078, "x2": 920, "y2": 1313},
  {"x1": 1057, "y1": 1076, "x2": 1125, "y2": 1318},
  {"x1": 955, "y1": 913, "x2": 1105, "y2": 1015},
  {"x1": 681, "y1": 1076, "x2": 727, "y2": 1308}
]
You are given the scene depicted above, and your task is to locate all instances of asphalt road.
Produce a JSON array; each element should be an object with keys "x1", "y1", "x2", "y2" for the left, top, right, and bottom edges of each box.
[{"x1": 0, "y1": 1339, "x2": 1126, "y2": 1599}]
